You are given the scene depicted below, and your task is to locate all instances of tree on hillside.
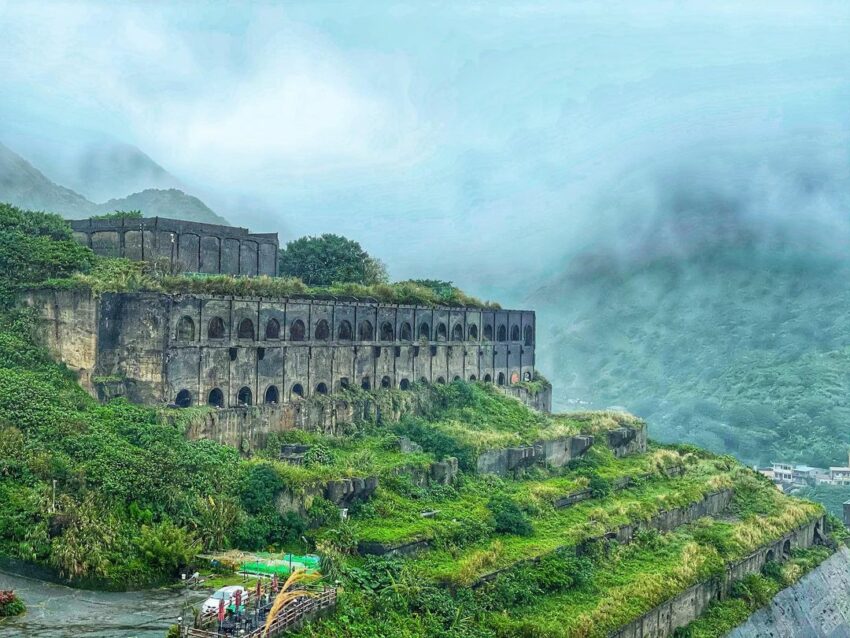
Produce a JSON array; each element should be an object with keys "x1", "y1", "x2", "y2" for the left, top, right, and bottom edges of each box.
[{"x1": 278, "y1": 234, "x2": 388, "y2": 286}]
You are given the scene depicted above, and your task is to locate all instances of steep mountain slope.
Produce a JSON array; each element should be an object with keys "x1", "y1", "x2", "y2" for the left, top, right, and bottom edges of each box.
[
  {"x1": 95, "y1": 188, "x2": 229, "y2": 225},
  {"x1": 0, "y1": 142, "x2": 228, "y2": 225},
  {"x1": 0, "y1": 142, "x2": 92, "y2": 216}
]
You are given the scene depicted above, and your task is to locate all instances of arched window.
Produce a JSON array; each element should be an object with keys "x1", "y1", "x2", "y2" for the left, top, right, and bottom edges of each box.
[
  {"x1": 175, "y1": 389, "x2": 192, "y2": 408},
  {"x1": 484, "y1": 374, "x2": 493, "y2": 383},
  {"x1": 469, "y1": 375, "x2": 477, "y2": 382},
  {"x1": 337, "y1": 320, "x2": 353, "y2": 341},
  {"x1": 381, "y1": 376, "x2": 391, "y2": 388},
  {"x1": 339, "y1": 378, "x2": 350, "y2": 390},
  {"x1": 510, "y1": 325, "x2": 520, "y2": 341},
  {"x1": 208, "y1": 317, "x2": 225, "y2": 340},
  {"x1": 359, "y1": 320, "x2": 374, "y2": 341},
  {"x1": 497, "y1": 372, "x2": 506, "y2": 386},
  {"x1": 207, "y1": 388, "x2": 224, "y2": 408},
  {"x1": 290, "y1": 319, "x2": 306, "y2": 341},
  {"x1": 316, "y1": 382, "x2": 328, "y2": 395},
  {"x1": 436, "y1": 376, "x2": 446, "y2": 384},
  {"x1": 468, "y1": 324, "x2": 479, "y2": 340},
  {"x1": 483, "y1": 324, "x2": 493, "y2": 341},
  {"x1": 291, "y1": 383, "x2": 304, "y2": 398},
  {"x1": 380, "y1": 322, "x2": 394, "y2": 341},
  {"x1": 419, "y1": 376, "x2": 429, "y2": 384},
  {"x1": 237, "y1": 387, "x2": 252, "y2": 406},
  {"x1": 265, "y1": 318, "x2": 281, "y2": 340},
  {"x1": 238, "y1": 318, "x2": 255, "y2": 340},
  {"x1": 399, "y1": 378, "x2": 410, "y2": 390},
  {"x1": 497, "y1": 325, "x2": 507, "y2": 342},
  {"x1": 453, "y1": 375, "x2": 461, "y2": 382},
  {"x1": 524, "y1": 325, "x2": 533, "y2": 346},
  {"x1": 418, "y1": 322, "x2": 431, "y2": 340},
  {"x1": 315, "y1": 319, "x2": 330, "y2": 341},
  {"x1": 361, "y1": 376, "x2": 371, "y2": 390},
  {"x1": 265, "y1": 385, "x2": 279, "y2": 404},
  {"x1": 451, "y1": 323, "x2": 464, "y2": 341},
  {"x1": 436, "y1": 323, "x2": 447, "y2": 341},
  {"x1": 400, "y1": 322, "x2": 413, "y2": 341},
  {"x1": 523, "y1": 371, "x2": 532, "y2": 381},
  {"x1": 176, "y1": 316, "x2": 195, "y2": 341}
]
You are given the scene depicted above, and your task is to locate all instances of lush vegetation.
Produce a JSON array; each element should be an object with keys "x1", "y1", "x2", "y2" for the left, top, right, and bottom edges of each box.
[
  {"x1": 0, "y1": 590, "x2": 26, "y2": 617},
  {"x1": 278, "y1": 233, "x2": 388, "y2": 286},
  {"x1": 90, "y1": 209, "x2": 143, "y2": 221}
]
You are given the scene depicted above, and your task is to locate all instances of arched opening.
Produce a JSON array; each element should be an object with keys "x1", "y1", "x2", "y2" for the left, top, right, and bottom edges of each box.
[
  {"x1": 207, "y1": 388, "x2": 224, "y2": 408},
  {"x1": 418, "y1": 322, "x2": 431, "y2": 340},
  {"x1": 483, "y1": 324, "x2": 493, "y2": 341},
  {"x1": 337, "y1": 320, "x2": 353, "y2": 341},
  {"x1": 315, "y1": 319, "x2": 330, "y2": 341},
  {"x1": 399, "y1": 378, "x2": 410, "y2": 390},
  {"x1": 782, "y1": 539, "x2": 791, "y2": 558},
  {"x1": 468, "y1": 324, "x2": 479, "y2": 340},
  {"x1": 484, "y1": 374, "x2": 493, "y2": 383},
  {"x1": 419, "y1": 376, "x2": 429, "y2": 384},
  {"x1": 208, "y1": 316, "x2": 225, "y2": 340},
  {"x1": 361, "y1": 376, "x2": 371, "y2": 390},
  {"x1": 265, "y1": 318, "x2": 280, "y2": 340},
  {"x1": 265, "y1": 385, "x2": 279, "y2": 404},
  {"x1": 497, "y1": 325, "x2": 507, "y2": 342},
  {"x1": 339, "y1": 377, "x2": 350, "y2": 390},
  {"x1": 237, "y1": 386, "x2": 252, "y2": 406},
  {"x1": 523, "y1": 371, "x2": 532, "y2": 381},
  {"x1": 765, "y1": 549, "x2": 775, "y2": 563},
  {"x1": 290, "y1": 319, "x2": 306, "y2": 341},
  {"x1": 451, "y1": 324, "x2": 464, "y2": 341},
  {"x1": 510, "y1": 325, "x2": 520, "y2": 341},
  {"x1": 175, "y1": 389, "x2": 192, "y2": 408},
  {"x1": 497, "y1": 372, "x2": 506, "y2": 386},
  {"x1": 291, "y1": 383, "x2": 304, "y2": 398},
  {"x1": 453, "y1": 375, "x2": 461, "y2": 382},
  {"x1": 316, "y1": 382, "x2": 328, "y2": 395},
  {"x1": 238, "y1": 318, "x2": 255, "y2": 340},
  {"x1": 436, "y1": 376, "x2": 446, "y2": 384},
  {"x1": 359, "y1": 320, "x2": 374, "y2": 341},
  {"x1": 380, "y1": 322, "x2": 394, "y2": 341},
  {"x1": 381, "y1": 376, "x2": 391, "y2": 388},
  {"x1": 524, "y1": 325, "x2": 533, "y2": 346},
  {"x1": 469, "y1": 375, "x2": 477, "y2": 381},
  {"x1": 436, "y1": 323, "x2": 447, "y2": 341},
  {"x1": 176, "y1": 316, "x2": 195, "y2": 341},
  {"x1": 400, "y1": 322, "x2": 413, "y2": 341}
]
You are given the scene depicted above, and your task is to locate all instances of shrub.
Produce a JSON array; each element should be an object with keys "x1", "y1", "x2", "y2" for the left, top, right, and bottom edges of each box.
[
  {"x1": 308, "y1": 497, "x2": 341, "y2": 528},
  {"x1": 0, "y1": 590, "x2": 25, "y2": 617},
  {"x1": 303, "y1": 444, "x2": 335, "y2": 467},
  {"x1": 239, "y1": 464, "x2": 284, "y2": 514},
  {"x1": 487, "y1": 496, "x2": 533, "y2": 537}
]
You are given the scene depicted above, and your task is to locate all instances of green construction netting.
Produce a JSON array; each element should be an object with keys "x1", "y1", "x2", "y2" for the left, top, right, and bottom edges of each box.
[{"x1": 240, "y1": 553, "x2": 321, "y2": 576}]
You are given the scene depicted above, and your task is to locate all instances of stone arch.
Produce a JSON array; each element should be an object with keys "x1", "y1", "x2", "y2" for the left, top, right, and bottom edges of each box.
[
  {"x1": 484, "y1": 374, "x2": 493, "y2": 383},
  {"x1": 511, "y1": 371, "x2": 520, "y2": 384},
  {"x1": 361, "y1": 376, "x2": 371, "y2": 390},
  {"x1": 337, "y1": 320, "x2": 353, "y2": 341},
  {"x1": 523, "y1": 371, "x2": 532, "y2": 381},
  {"x1": 175, "y1": 389, "x2": 192, "y2": 408},
  {"x1": 436, "y1": 322, "x2": 448, "y2": 341},
  {"x1": 265, "y1": 385, "x2": 280, "y2": 404},
  {"x1": 436, "y1": 376, "x2": 446, "y2": 384},
  {"x1": 237, "y1": 318, "x2": 255, "y2": 340},
  {"x1": 380, "y1": 322, "x2": 394, "y2": 341},
  {"x1": 497, "y1": 325, "x2": 507, "y2": 342},
  {"x1": 207, "y1": 388, "x2": 224, "y2": 408},
  {"x1": 315, "y1": 319, "x2": 330, "y2": 341},
  {"x1": 290, "y1": 319, "x2": 306, "y2": 341},
  {"x1": 419, "y1": 376, "x2": 429, "y2": 384},
  {"x1": 468, "y1": 324, "x2": 479, "y2": 340},
  {"x1": 483, "y1": 324, "x2": 494, "y2": 341},
  {"x1": 511, "y1": 325, "x2": 520, "y2": 341},
  {"x1": 338, "y1": 377, "x2": 350, "y2": 390},
  {"x1": 359, "y1": 320, "x2": 374, "y2": 341},
  {"x1": 451, "y1": 323, "x2": 464, "y2": 341},
  {"x1": 400, "y1": 322, "x2": 413, "y2": 341},
  {"x1": 418, "y1": 322, "x2": 431, "y2": 340},
  {"x1": 497, "y1": 372, "x2": 506, "y2": 385},
  {"x1": 176, "y1": 316, "x2": 195, "y2": 341},
  {"x1": 381, "y1": 375, "x2": 392, "y2": 388},
  {"x1": 453, "y1": 375, "x2": 461, "y2": 382},
  {"x1": 782, "y1": 539, "x2": 791, "y2": 558},
  {"x1": 237, "y1": 386, "x2": 252, "y2": 406},
  {"x1": 316, "y1": 382, "x2": 329, "y2": 395},
  {"x1": 765, "y1": 549, "x2": 775, "y2": 563},
  {"x1": 524, "y1": 325, "x2": 533, "y2": 346},
  {"x1": 291, "y1": 383, "x2": 304, "y2": 398},
  {"x1": 208, "y1": 316, "x2": 226, "y2": 340},
  {"x1": 399, "y1": 378, "x2": 411, "y2": 390},
  {"x1": 265, "y1": 318, "x2": 281, "y2": 340},
  {"x1": 469, "y1": 374, "x2": 477, "y2": 381}
]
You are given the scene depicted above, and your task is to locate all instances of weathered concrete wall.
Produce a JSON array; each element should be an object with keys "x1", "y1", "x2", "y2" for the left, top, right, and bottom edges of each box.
[
  {"x1": 609, "y1": 516, "x2": 826, "y2": 638},
  {"x1": 728, "y1": 545, "x2": 850, "y2": 638},
  {"x1": 476, "y1": 434, "x2": 594, "y2": 476},
  {"x1": 498, "y1": 384, "x2": 552, "y2": 413}
]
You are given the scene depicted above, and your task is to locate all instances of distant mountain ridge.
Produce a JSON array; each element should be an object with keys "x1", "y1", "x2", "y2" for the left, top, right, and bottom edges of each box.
[{"x1": 0, "y1": 141, "x2": 228, "y2": 225}]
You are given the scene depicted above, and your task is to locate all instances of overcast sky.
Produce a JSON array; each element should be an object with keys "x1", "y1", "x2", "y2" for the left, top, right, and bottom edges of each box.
[{"x1": 2, "y1": 1, "x2": 849, "y2": 301}]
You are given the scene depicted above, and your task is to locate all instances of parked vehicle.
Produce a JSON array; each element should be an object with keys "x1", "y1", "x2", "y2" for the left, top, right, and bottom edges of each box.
[{"x1": 201, "y1": 585, "x2": 248, "y2": 615}]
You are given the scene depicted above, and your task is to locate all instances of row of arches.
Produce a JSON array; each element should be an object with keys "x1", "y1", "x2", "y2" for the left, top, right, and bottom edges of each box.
[
  {"x1": 177, "y1": 316, "x2": 534, "y2": 346},
  {"x1": 174, "y1": 369, "x2": 534, "y2": 408}
]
